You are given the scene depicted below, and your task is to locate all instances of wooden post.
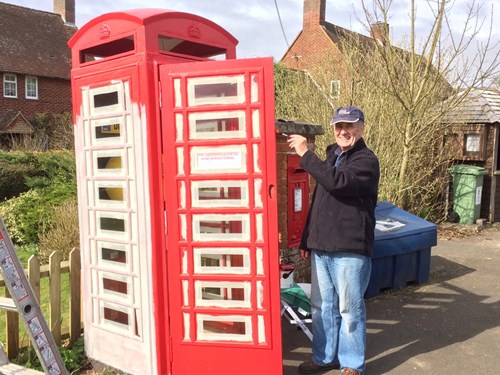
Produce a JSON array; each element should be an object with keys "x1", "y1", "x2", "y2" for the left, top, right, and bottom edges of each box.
[
  {"x1": 4, "y1": 287, "x2": 18, "y2": 359},
  {"x1": 69, "y1": 248, "x2": 81, "y2": 344},
  {"x1": 49, "y1": 252, "x2": 62, "y2": 345},
  {"x1": 28, "y1": 255, "x2": 41, "y2": 303}
]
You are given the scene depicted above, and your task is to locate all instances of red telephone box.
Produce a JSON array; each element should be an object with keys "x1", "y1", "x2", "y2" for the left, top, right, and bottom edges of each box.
[{"x1": 68, "y1": 9, "x2": 282, "y2": 375}]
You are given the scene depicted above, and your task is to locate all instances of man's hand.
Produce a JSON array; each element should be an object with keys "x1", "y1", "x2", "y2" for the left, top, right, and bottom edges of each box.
[
  {"x1": 300, "y1": 249, "x2": 310, "y2": 260},
  {"x1": 287, "y1": 134, "x2": 308, "y2": 157}
]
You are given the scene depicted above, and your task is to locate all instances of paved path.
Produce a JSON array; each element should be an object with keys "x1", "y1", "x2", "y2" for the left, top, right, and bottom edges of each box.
[{"x1": 282, "y1": 226, "x2": 500, "y2": 374}]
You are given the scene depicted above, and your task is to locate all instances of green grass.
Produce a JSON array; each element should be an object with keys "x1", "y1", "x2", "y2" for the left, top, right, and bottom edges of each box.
[{"x1": 0, "y1": 244, "x2": 71, "y2": 349}]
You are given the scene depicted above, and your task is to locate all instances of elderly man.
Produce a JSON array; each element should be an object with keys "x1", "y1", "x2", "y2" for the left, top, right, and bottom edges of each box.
[{"x1": 287, "y1": 106, "x2": 380, "y2": 375}]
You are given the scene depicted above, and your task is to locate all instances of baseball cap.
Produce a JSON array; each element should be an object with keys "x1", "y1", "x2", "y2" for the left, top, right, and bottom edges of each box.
[{"x1": 330, "y1": 106, "x2": 365, "y2": 125}]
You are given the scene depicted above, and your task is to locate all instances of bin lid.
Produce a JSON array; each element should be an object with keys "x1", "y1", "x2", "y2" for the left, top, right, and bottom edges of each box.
[
  {"x1": 374, "y1": 201, "x2": 437, "y2": 241},
  {"x1": 448, "y1": 165, "x2": 488, "y2": 176}
]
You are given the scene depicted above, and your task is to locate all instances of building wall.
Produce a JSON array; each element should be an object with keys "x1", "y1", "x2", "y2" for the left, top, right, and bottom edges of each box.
[
  {"x1": 480, "y1": 124, "x2": 495, "y2": 220},
  {"x1": 281, "y1": 23, "x2": 349, "y2": 104},
  {"x1": 0, "y1": 73, "x2": 72, "y2": 121},
  {"x1": 282, "y1": 30, "x2": 344, "y2": 82}
]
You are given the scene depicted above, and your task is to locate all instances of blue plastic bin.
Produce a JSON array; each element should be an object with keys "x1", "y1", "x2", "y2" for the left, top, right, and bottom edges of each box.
[{"x1": 365, "y1": 201, "x2": 437, "y2": 299}]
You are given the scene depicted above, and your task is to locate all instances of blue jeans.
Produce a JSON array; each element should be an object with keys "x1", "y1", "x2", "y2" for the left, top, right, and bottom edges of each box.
[{"x1": 310, "y1": 250, "x2": 372, "y2": 373}]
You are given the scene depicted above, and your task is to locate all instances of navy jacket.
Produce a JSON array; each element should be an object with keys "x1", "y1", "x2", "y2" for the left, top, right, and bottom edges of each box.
[{"x1": 299, "y1": 138, "x2": 380, "y2": 256}]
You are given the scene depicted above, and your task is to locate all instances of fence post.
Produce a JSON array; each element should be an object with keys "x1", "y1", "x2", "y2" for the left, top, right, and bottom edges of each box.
[
  {"x1": 28, "y1": 255, "x2": 41, "y2": 303},
  {"x1": 49, "y1": 252, "x2": 62, "y2": 346},
  {"x1": 4, "y1": 287, "x2": 18, "y2": 359},
  {"x1": 69, "y1": 248, "x2": 81, "y2": 344}
]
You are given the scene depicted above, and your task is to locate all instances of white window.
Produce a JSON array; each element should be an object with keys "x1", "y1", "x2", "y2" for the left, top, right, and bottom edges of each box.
[
  {"x1": 465, "y1": 133, "x2": 480, "y2": 153},
  {"x1": 3, "y1": 73, "x2": 17, "y2": 98},
  {"x1": 330, "y1": 80, "x2": 340, "y2": 99},
  {"x1": 25, "y1": 76, "x2": 38, "y2": 99}
]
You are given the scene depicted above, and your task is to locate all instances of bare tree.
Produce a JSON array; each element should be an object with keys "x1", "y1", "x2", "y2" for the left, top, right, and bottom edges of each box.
[{"x1": 341, "y1": 0, "x2": 500, "y2": 218}]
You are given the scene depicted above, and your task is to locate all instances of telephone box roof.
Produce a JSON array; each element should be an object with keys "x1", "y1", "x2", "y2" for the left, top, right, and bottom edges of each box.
[{"x1": 69, "y1": 8, "x2": 238, "y2": 49}]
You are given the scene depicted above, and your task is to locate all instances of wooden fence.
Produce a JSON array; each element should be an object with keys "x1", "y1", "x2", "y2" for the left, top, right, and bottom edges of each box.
[{"x1": 0, "y1": 248, "x2": 81, "y2": 359}]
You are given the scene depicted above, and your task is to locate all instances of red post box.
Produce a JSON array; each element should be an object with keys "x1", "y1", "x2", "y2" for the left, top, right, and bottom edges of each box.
[
  {"x1": 287, "y1": 154, "x2": 309, "y2": 248},
  {"x1": 68, "y1": 9, "x2": 282, "y2": 375}
]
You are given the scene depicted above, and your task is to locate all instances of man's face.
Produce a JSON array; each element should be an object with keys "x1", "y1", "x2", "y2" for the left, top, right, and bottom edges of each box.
[{"x1": 334, "y1": 121, "x2": 364, "y2": 151}]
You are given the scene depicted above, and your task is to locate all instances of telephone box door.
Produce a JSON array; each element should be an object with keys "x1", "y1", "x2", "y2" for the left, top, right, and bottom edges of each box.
[{"x1": 159, "y1": 58, "x2": 282, "y2": 374}]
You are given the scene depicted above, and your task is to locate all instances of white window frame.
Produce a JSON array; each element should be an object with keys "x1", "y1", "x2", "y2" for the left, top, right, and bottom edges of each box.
[
  {"x1": 25, "y1": 76, "x2": 38, "y2": 99},
  {"x1": 464, "y1": 133, "x2": 480, "y2": 153},
  {"x1": 3, "y1": 73, "x2": 17, "y2": 98},
  {"x1": 329, "y1": 80, "x2": 340, "y2": 99}
]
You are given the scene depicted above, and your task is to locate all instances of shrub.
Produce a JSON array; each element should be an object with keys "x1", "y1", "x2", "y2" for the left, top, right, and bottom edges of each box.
[
  {"x1": 0, "y1": 151, "x2": 77, "y2": 245},
  {"x1": 0, "y1": 157, "x2": 33, "y2": 200},
  {"x1": 29, "y1": 112, "x2": 74, "y2": 151},
  {"x1": 14, "y1": 336, "x2": 86, "y2": 373},
  {"x1": 38, "y1": 199, "x2": 80, "y2": 263}
]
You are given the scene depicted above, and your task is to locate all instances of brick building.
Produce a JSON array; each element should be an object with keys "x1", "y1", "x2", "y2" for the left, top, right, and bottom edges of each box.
[
  {"x1": 0, "y1": 1, "x2": 76, "y2": 148},
  {"x1": 281, "y1": 0, "x2": 388, "y2": 104}
]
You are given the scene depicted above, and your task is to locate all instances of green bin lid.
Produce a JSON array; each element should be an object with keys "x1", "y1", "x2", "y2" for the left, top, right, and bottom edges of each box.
[{"x1": 448, "y1": 165, "x2": 488, "y2": 175}]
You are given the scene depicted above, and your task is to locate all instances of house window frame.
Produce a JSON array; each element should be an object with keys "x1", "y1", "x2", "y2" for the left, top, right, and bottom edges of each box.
[
  {"x1": 3, "y1": 73, "x2": 17, "y2": 98},
  {"x1": 25, "y1": 76, "x2": 38, "y2": 100},
  {"x1": 446, "y1": 124, "x2": 487, "y2": 161},
  {"x1": 329, "y1": 80, "x2": 340, "y2": 100},
  {"x1": 463, "y1": 133, "x2": 481, "y2": 156}
]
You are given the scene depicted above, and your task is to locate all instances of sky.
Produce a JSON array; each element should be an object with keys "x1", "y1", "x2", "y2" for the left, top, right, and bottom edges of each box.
[{"x1": 2, "y1": 0, "x2": 498, "y2": 65}]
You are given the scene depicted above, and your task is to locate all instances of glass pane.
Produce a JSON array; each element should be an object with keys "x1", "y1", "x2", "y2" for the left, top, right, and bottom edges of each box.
[
  {"x1": 97, "y1": 156, "x2": 122, "y2": 171},
  {"x1": 176, "y1": 113, "x2": 183, "y2": 141},
  {"x1": 256, "y1": 248, "x2": 264, "y2": 275},
  {"x1": 98, "y1": 187, "x2": 124, "y2": 202},
  {"x1": 104, "y1": 307, "x2": 129, "y2": 326},
  {"x1": 183, "y1": 313, "x2": 190, "y2": 341},
  {"x1": 195, "y1": 82, "x2": 236, "y2": 99},
  {"x1": 204, "y1": 320, "x2": 245, "y2": 334},
  {"x1": 103, "y1": 278, "x2": 128, "y2": 295},
  {"x1": 252, "y1": 109, "x2": 260, "y2": 138},
  {"x1": 195, "y1": 281, "x2": 250, "y2": 307},
  {"x1": 177, "y1": 147, "x2": 185, "y2": 175},
  {"x1": 179, "y1": 181, "x2": 186, "y2": 209},
  {"x1": 251, "y1": 73, "x2": 258, "y2": 103},
  {"x1": 465, "y1": 134, "x2": 480, "y2": 152},
  {"x1": 194, "y1": 248, "x2": 250, "y2": 274},
  {"x1": 253, "y1": 144, "x2": 261, "y2": 173},
  {"x1": 158, "y1": 35, "x2": 226, "y2": 59},
  {"x1": 197, "y1": 314, "x2": 252, "y2": 342},
  {"x1": 200, "y1": 220, "x2": 242, "y2": 233},
  {"x1": 89, "y1": 83, "x2": 124, "y2": 115},
  {"x1": 258, "y1": 315, "x2": 266, "y2": 344},
  {"x1": 254, "y1": 179, "x2": 263, "y2": 208},
  {"x1": 256, "y1": 214, "x2": 263, "y2": 242},
  {"x1": 100, "y1": 217, "x2": 125, "y2": 232},
  {"x1": 187, "y1": 75, "x2": 245, "y2": 106},
  {"x1": 189, "y1": 111, "x2": 246, "y2": 139},
  {"x1": 81, "y1": 36, "x2": 134, "y2": 63},
  {"x1": 94, "y1": 91, "x2": 118, "y2": 108},
  {"x1": 102, "y1": 246, "x2": 127, "y2": 264},
  {"x1": 191, "y1": 180, "x2": 248, "y2": 208},
  {"x1": 174, "y1": 79, "x2": 181, "y2": 108},
  {"x1": 95, "y1": 123, "x2": 121, "y2": 139},
  {"x1": 193, "y1": 214, "x2": 250, "y2": 242}
]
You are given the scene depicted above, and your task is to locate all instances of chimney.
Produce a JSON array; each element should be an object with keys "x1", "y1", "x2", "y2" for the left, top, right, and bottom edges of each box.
[
  {"x1": 54, "y1": 0, "x2": 75, "y2": 25},
  {"x1": 370, "y1": 22, "x2": 389, "y2": 44},
  {"x1": 303, "y1": 0, "x2": 326, "y2": 30}
]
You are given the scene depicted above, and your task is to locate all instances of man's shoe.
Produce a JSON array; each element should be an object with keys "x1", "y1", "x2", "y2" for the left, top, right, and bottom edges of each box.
[
  {"x1": 341, "y1": 368, "x2": 363, "y2": 375},
  {"x1": 298, "y1": 360, "x2": 339, "y2": 374}
]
